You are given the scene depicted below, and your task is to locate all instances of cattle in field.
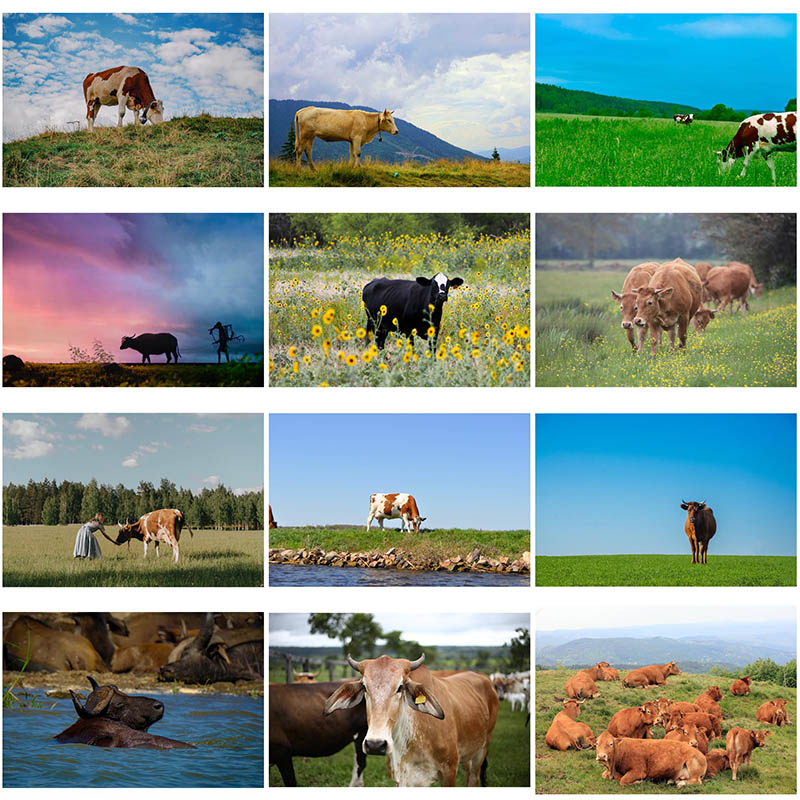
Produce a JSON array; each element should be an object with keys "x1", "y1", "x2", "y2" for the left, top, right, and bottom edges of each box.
[
  {"x1": 728, "y1": 261, "x2": 763, "y2": 297},
  {"x1": 595, "y1": 731, "x2": 707, "y2": 786},
  {"x1": 565, "y1": 670, "x2": 599, "y2": 699},
  {"x1": 730, "y1": 676, "x2": 751, "y2": 696},
  {"x1": 694, "y1": 686, "x2": 723, "y2": 720},
  {"x1": 665, "y1": 721, "x2": 709, "y2": 754},
  {"x1": 756, "y1": 699, "x2": 790, "y2": 726},
  {"x1": 362, "y1": 272, "x2": 464, "y2": 350},
  {"x1": 292, "y1": 670, "x2": 319, "y2": 683},
  {"x1": 667, "y1": 701, "x2": 699, "y2": 715},
  {"x1": 622, "y1": 662, "x2": 681, "y2": 688},
  {"x1": 632, "y1": 258, "x2": 702, "y2": 355},
  {"x1": 269, "y1": 505, "x2": 277, "y2": 529},
  {"x1": 716, "y1": 112, "x2": 796, "y2": 183},
  {"x1": 506, "y1": 691, "x2": 527, "y2": 711},
  {"x1": 120, "y1": 332, "x2": 180, "y2": 364},
  {"x1": 694, "y1": 262, "x2": 714, "y2": 282},
  {"x1": 367, "y1": 493, "x2": 426, "y2": 533},
  {"x1": 611, "y1": 262, "x2": 658, "y2": 351},
  {"x1": 691, "y1": 305, "x2": 717, "y2": 332},
  {"x1": 83, "y1": 66, "x2": 163, "y2": 132},
  {"x1": 294, "y1": 106, "x2": 398, "y2": 169},
  {"x1": 680, "y1": 500, "x2": 717, "y2": 565},
  {"x1": 545, "y1": 699, "x2": 596, "y2": 751},
  {"x1": 111, "y1": 643, "x2": 175, "y2": 673},
  {"x1": 665, "y1": 708, "x2": 720, "y2": 740},
  {"x1": 726, "y1": 727, "x2": 769, "y2": 780},
  {"x1": 3, "y1": 615, "x2": 105, "y2": 672},
  {"x1": 704, "y1": 749, "x2": 730, "y2": 777},
  {"x1": 702, "y1": 265, "x2": 752, "y2": 314},
  {"x1": 108, "y1": 509, "x2": 193, "y2": 563},
  {"x1": 673, "y1": 113, "x2": 694, "y2": 125},
  {"x1": 324, "y1": 654, "x2": 498, "y2": 787},
  {"x1": 607, "y1": 702, "x2": 660, "y2": 739},
  {"x1": 584, "y1": 661, "x2": 620, "y2": 681}
]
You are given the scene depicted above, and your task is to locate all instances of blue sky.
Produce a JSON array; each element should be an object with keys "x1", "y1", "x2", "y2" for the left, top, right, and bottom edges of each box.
[
  {"x1": 270, "y1": 14, "x2": 529, "y2": 151},
  {"x1": 3, "y1": 414, "x2": 263, "y2": 494},
  {"x1": 536, "y1": 414, "x2": 796, "y2": 556},
  {"x1": 536, "y1": 14, "x2": 796, "y2": 110},
  {"x1": 3, "y1": 13, "x2": 263, "y2": 141},
  {"x1": 270, "y1": 414, "x2": 529, "y2": 529}
]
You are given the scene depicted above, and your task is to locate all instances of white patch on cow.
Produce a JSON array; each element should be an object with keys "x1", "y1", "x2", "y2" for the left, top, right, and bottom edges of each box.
[{"x1": 433, "y1": 272, "x2": 448, "y2": 292}]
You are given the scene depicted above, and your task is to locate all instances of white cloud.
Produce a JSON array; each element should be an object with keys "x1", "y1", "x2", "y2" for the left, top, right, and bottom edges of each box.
[
  {"x1": 201, "y1": 475, "x2": 221, "y2": 486},
  {"x1": 233, "y1": 485, "x2": 263, "y2": 495},
  {"x1": 189, "y1": 424, "x2": 217, "y2": 433},
  {"x1": 17, "y1": 14, "x2": 72, "y2": 39},
  {"x1": 663, "y1": 15, "x2": 791, "y2": 39},
  {"x1": 122, "y1": 456, "x2": 139, "y2": 468},
  {"x1": 76, "y1": 413, "x2": 131, "y2": 439},
  {"x1": 113, "y1": 13, "x2": 139, "y2": 26},
  {"x1": 3, "y1": 418, "x2": 58, "y2": 459}
]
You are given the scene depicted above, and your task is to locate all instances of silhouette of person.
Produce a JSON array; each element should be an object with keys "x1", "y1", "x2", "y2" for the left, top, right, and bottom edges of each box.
[{"x1": 210, "y1": 321, "x2": 230, "y2": 363}]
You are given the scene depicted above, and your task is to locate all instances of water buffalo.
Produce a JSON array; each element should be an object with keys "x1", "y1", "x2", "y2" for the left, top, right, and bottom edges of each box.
[
  {"x1": 55, "y1": 677, "x2": 194, "y2": 749},
  {"x1": 120, "y1": 332, "x2": 180, "y2": 364}
]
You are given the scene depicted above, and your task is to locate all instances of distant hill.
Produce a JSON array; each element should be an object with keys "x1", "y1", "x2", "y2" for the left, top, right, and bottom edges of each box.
[
  {"x1": 269, "y1": 99, "x2": 487, "y2": 164},
  {"x1": 475, "y1": 146, "x2": 530, "y2": 164},
  {"x1": 536, "y1": 83, "x2": 701, "y2": 117}
]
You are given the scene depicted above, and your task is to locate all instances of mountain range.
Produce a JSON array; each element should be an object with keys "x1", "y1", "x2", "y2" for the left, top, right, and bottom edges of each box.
[{"x1": 536, "y1": 83, "x2": 701, "y2": 117}]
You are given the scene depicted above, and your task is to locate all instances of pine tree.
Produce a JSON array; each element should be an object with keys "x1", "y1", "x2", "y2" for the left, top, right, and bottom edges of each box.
[
  {"x1": 491, "y1": 147, "x2": 500, "y2": 162},
  {"x1": 279, "y1": 124, "x2": 296, "y2": 162}
]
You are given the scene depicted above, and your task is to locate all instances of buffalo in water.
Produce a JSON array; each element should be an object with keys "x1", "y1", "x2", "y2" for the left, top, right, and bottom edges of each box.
[
  {"x1": 54, "y1": 677, "x2": 194, "y2": 749},
  {"x1": 120, "y1": 332, "x2": 180, "y2": 364}
]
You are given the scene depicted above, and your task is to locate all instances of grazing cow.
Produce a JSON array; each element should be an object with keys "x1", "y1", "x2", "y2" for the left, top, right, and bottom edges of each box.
[
  {"x1": 55, "y1": 677, "x2": 193, "y2": 749},
  {"x1": 622, "y1": 662, "x2": 681, "y2": 688},
  {"x1": 673, "y1": 113, "x2": 694, "y2": 125},
  {"x1": 730, "y1": 676, "x2": 751, "y2": 696},
  {"x1": 292, "y1": 670, "x2": 320, "y2": 684},
  {"x1": 633, "y1": 259, "x2": 701, "y2": 355},
  {"x1": 694, "y1": 262, "x2": 714, "y2": 282},
  {"x1": 83, "y1": 66, "x2": 163, "y2": 132},
  {"x1": 703, "y1": 266, "x2": 752, "y2": 314},
  {"x1": 324, "y1": 654, "x2": 498, "y2": 787},
  {"x1": 269, "y1": 505, "x2": 277, "y2": 529},
  {"x1": 756, "y1": 699, "x2": 790, "y2": 726},
  {"x1": 728, "y1": 261, "x2": 763, "y2": 297},
  {"x1": 545, "y1": 699, "x2": 596, "y2": 751},
  {"x1": 607, "y1": 702, "x2": 660, "y2": 739},
  {"x1": 726, "y1": 727, "x2": 769, "y2": 781},
  {"x1": 595, "y1": 731, "x2": 707, "y2": 786},
  {"x1": 120, "y1": 332, "x2": 180, "y2": 364},
  {"x1": 111, "y1": 643, "x2": 175, "y2": 673},
  {"x1": 704, "y1": 748, "x2": 730, "y2": 777},
  {"x1": 611, "y1": 262, "x2": 659, "y2": 351},
  {"x1": 294, "y1": 106, "x2": 398, "y2": 169},
  {"x1": 691, "y1": 305, "x2": 717, "y2": 332},
  {"x1": 565, "y1": 670, "x2": 600, "y2": 699},
  {"x1": 680, "y1": 500, "x2": 717, "y2": 565},
  {"x1": 362, "y1": 272, "x2": 464, "y2": 350},
  {"x1": 665, "y1": 721, "x2": 709, "y2": 754},
  {"x1": 367, "y1": 493, "x2": 426, "y2": 533},
  {"x1": 270, "y1": 681, "x2": 368, "y2": 787},
  {"x1": 108, "y1": 509, "x2": 193, "y2": 563},
  {"x1": 716, "y1": 112, "x2": 796, "y2": 183}
]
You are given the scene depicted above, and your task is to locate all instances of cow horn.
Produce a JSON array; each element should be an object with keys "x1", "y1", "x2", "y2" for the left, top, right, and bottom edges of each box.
[
  {"x1": 70, "y1": 690, "x2": 93, "y2": 719},
  {"x1": 180, "y1": 618, "x2": 188, "y2": 639},
  {"x1": 346, "y1": 654, "x2": 361, "y2": 672},
  {"x1": 87, "y1": 676, "x2": 100, "y2": 691},
  {"x1": 193, "y1": 612, "x2": 215, "y2": 651},
  {"x1": 408, "y1": 653, "x2": 425, "y2": 670}
]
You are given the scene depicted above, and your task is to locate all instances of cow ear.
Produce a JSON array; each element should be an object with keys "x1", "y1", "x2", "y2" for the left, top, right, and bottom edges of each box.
[
  {"x1": 449, "y1": 278, "x2": 464, "y2": 288},
  {"x1": 658, "y1": 287, "x2": 674, "y2": 298},
  {"x1": 323, "y1": 680, "x2": 364, "y2": 715},
  {"x1": 611, "y1": 290, "x2": 622, "y2": 301},
  {"x1": 404, "y1": 679, "x2": 444, "y2": 719},
  {"x1": 416, "y1": 277, "x2": 431, "y2": 286},
  {"x1": 680, "y1": 503, "x2": 688, "y2": 510}
]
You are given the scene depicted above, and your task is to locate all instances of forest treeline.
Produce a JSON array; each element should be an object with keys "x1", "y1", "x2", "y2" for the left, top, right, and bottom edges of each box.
[{"x1": 3, "y1": 478, "x2": 264, "y2": 530}]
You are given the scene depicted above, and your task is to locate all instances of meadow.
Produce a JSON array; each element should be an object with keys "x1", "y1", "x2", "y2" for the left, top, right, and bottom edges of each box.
[
  {"x1": 535, "y1": 114, "x2": 797, "y2": 187},
  {"x1": 269, "y1": 157, "x2": 529, "y2": 187},
  {"x1": 268, "y1": 696, "x2": 530, "y2": 786},
  {"x1": 270, "y1": 230, "x2": 531, "y2": 386},
  {"x1": 536, "y1": 269, "x2": 796, "y2": 387},
  {"x1": 3, "y1": 116, "x2": 263, "y2": 187},
  {"x1": 535, "y1": 555, "x2": 796, "y2": 587},
  {"x1": 535, "y1": 669, "x2": 797, "y2": 793},
  {"x1": 3, "y1": 526, "x2": 263, "y2": 587}
]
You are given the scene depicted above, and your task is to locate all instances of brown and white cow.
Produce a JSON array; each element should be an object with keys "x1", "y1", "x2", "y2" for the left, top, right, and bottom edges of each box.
[
  {"x1": 295, "y1": 107, "x2": 398, "y2": 170},
  {"x1": 324, "y1": 654, "x2": 498, "y2": 787},
  {"x1": 726, "y1": 727, "x2": 769, "y2": 780},
  {"x1": 367, "y1": 493, "x2": 426, "y2": 533},
  {"x1": 756, "y1": 698, "x2": 790, "y2": 726},
  {"x1": 703, "y1": 265, "x2": 752, "y2": 314},
  {"x1": 622, "y1": 662, "x2": 681, "y2": 688},
  {"x1": 730, "y1": 676, "x2": 751, "y2": 696},
  {"x1": 545, "y1": 699, "x2": 596, "y2": 751},
  {"x1": 110, "y1": 509, "x2": 193, "y2": 564},
  {"x1": 716, "y1": 112, "x2": 796, "y2": 183},
  {"x1": 673, "y1": 113, "x2": 694, "y2": 125},
  {"x1": 607, "y1": 702, "x2": 660, "y2": 739},
  {"x1": 611, "y1": 262, "x2": 658, "y2": 351},
  {"x1": 83, "y1": 66, "x2": 163, "y2": 132}
]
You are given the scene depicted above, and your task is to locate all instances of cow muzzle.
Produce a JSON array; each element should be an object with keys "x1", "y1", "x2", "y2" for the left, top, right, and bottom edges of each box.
[
  {"x1": 621, "y1": 321, "x2": 632, "y2": 329},
  {"x1": 364, "y1": 738, "x2": 388, "y2": 756},
  {"x1": 634, "y1": 317, "x2": 645, "y2": 327}
]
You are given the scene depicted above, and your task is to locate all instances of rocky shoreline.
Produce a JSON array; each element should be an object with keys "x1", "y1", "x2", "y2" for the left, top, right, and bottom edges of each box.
[{"x1": 268, "y1": 546, "x2": 530, "y2": 575}]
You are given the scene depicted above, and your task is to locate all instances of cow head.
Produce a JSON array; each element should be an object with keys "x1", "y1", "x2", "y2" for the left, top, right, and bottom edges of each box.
[
  {"x1": 378, "y1": 109, "x2": 398, "y2": 136},
  {"x1": 70, "y1": 677, "x2": 164, "y2": 730},
  {"x1": 681, "y1": 500, "x2": 706, "y2": 525},
  {"x1": 706, "y1": 686, "x2": 722, "y2": 701},
  {"x1": 611, "y1": 290, "x2": 639, "y2": 330},
  {"x1": 750, "y1": 281, "x2": 764, "y2": 297},
  {"x1": 120, "y1": 335, "x2": 136, "y2": 351},
  {"x1": 664, "y1": 661, "x2": 681, "y2": 677},
  {"x1": 140, "y1": 99, "x2": 164, "y2": 125},
  {"x1": 639, "y1": 702, "x2": 659, "y2": 725},
  {"x1": 632, "y1": 285, "x2": 672, "y2": 327},
  {"x1": 114, "y1": 518, "x2": 144, "y2": 544},
  {"x1": 742, "y1": 676, "x2": 751, "y2": 685},
  {"x1": 416, "y1": 272, "x2": 464, "y2": 311},
  {"x1": 692, "y1": 306, "x2": 716, "y2": 332},
  {"x1": 595, "y1": 731, "x2": 617, "y2": 766},
  {"x1": 751, "y1": 729, "x2": 770, "y2": 747},
  {"x1": 293, "y1": 670, "x2": 319, "y2": 683}
]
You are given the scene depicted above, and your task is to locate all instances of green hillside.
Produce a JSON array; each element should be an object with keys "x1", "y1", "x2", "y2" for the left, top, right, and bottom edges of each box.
[{"x1": 536, "y1": 83, "x2": 700, "y2": 117}]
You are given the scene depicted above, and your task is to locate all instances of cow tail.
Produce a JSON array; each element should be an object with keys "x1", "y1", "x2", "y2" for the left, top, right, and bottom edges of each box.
[
  {"x1": 294, "y1": 111, "x2": 299, "y2": 150},
  {"x1": 180, "y1": 512, "x2": 194, "y2": 538},
  {"x1": 480, "y1": 757, "x2": 488, "y2": 787}
]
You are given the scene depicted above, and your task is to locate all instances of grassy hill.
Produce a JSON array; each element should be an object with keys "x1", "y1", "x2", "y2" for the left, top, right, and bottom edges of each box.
[
  {"x1": 3, "y1": 115, "x2": 263, "y2": 187},
  {"x1": 536, "y1": 669, "x2": 796, "y2": 793},
  {"x1": 536, "y1": 83, "x2": 700, "y2": 117}
]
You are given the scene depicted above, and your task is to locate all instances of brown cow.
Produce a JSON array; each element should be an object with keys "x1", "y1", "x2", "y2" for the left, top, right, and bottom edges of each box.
[
  {"x1": 294, "y1": 107, "x2": 399, "y2": 170},
  {"x1": 607, "y1": 702, "x2": 660, "y2": 739},
  {"x1": 666, "y1": 709, "x2": 720, "y2": 739},
  {"x1": 694, "y1": 262, "x2": 714, "y2": 281},
  {"x1": 691, "y1": 305, "x2": 717, "y2": 332},
  {"x1": 269, "y1": 505, "x2": 277, "y2": 529},
  {"x1": 565, "y1": 670, "x2": 599, "y2": 699},
  {"x1": 726, "y1": 727, "x2": 769, "y2": 781},
  {"x1": 730, "y1": 676, "x2": 751, "y2": 695},
  {"x1": 704, "y1": 748, "x2": 730, "y2": 777},
  {"x1": 545, "y1": 699, "x2": 596, "y2": 751},
  {"x1": 595, "y1": 661, "x2": 620, "y2": 681},
  {"x1": 111, "y1": 643, "x2": 175, "y2": 673},
  {"x1": 107, "y1": 509, "x2": 193, "y2": 564},
  {"x1": 668, "y1": 701, "x2": 700, "y2": 715},
  {"x1": 756, "y1": 699, "x2": 790, "y2": 726},
  {"x1": 703, "y1": 265, "x2": 751, "y2": 314},
  {"x1": 611, "y1": 262, "x2": 659, "y2": 351},
  {"x1": 622, "y1": 662, "x2": 681, "y2": 688},
  {"x1": 681, "y1": 500, "x2": 717, "y2": 565},
  {"x1": 632, "y1": 258, "x2": 702, "y2": 354},
  {"x1": 595, "y1": 731, "x2": 707, "y2": 786},
  {"x1": 4, "y1": 615, "x2": 104, "y2": 672},
  {"x1": 728, "y1": 261, "x2": 763, "y2": 297},
  {"x1": 695, "y1": 687, "x2": 723, "y2": 721},
  {"x1": 83, "y1": 66, "x2": 163, "y2": 132},
  {"x1": 665, "y1": 721, "x2": 709, "y2": 754}
]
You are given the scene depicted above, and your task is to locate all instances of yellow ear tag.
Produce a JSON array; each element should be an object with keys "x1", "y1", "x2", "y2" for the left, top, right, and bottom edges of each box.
[{"x1": 415, "y1": 694, "x2": 426, "y2": 704}]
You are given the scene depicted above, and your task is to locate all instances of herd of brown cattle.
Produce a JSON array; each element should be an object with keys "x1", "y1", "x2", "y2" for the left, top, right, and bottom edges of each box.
[
  {"x1": 546, "y1": 661, "x2": 791, "y2": 786},
  {"x1": 612, "y1": 258, "x2": 763, "y2": 355}
]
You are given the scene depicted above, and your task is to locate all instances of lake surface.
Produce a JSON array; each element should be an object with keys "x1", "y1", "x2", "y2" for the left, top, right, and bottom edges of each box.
[
  {"x1": 269, "y1": 562, "x2": 529, "y2": 587},
  {"x1": 3, "y1": 690, "x2": 263, "y2": 787}
]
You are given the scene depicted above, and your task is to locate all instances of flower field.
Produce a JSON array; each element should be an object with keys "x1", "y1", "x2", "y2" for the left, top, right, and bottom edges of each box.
[{"x1": 269, "y1": 230, "x2": 531, "y2": 386}]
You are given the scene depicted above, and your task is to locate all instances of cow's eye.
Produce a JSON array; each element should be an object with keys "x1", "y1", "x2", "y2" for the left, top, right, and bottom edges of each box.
[{"x1": 633, "y1": 305, "x2": 638, "y2": 312}]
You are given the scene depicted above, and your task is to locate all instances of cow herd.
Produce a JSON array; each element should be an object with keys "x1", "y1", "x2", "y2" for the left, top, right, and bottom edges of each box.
[{"x1": 546, "y1": 661, "x2": 792, "y2": 787}]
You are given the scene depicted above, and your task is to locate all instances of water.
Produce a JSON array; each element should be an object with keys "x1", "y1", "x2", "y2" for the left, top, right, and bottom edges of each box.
[
  {"x1": 3, "y1": 690, "x2": 263, "y2": 787},
  {"x1": 269, "y1": 562, "x2": 529, "y2": 587}
]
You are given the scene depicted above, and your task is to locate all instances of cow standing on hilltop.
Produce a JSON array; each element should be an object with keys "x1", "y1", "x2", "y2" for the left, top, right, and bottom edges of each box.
[
  {"x1": 680, "y1": 500, "x2": 717, "y2": 564},
  {"x1": 83, "y1": 66, "x2": 164, "y2": 132}
]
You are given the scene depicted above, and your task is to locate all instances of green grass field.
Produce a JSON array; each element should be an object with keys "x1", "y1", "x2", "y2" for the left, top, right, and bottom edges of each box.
[
  {"x1": 3, "y1": 116, "x2": 263, "y2": 187},
  {"x1": 535, "y1": 669, "x2": 796, "y2": 793},
  {"x1": 270, "y1": 527, "x2": 530, "y2": 562},
  {"x1": 3, "y1": 525, "x2": 263, "y2": 587},
  {"x1": 269, "y1": 157, "x2": 529, "y2": 187},
  {"x1": 536, "y1": 114, "x2": 797, "y2": 187},
  {"x1": 269, "y1": 696, "x2": 530, "y2": 786},
  {"x1": 535, "y1": 555, "x2": 796, "y2": 587},
  {"x1": 536, "y1": 269, "x2": 796, "y2": 386}
]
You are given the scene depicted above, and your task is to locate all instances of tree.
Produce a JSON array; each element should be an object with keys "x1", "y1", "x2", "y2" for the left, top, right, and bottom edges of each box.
[
  {"x1": 42, "y1": 495, "x2": 59, "y2": 525},
  {"x1": 79, "y1": 478, "x2": 100, "y2": 521},
  {"x1": 381, "y1": 630, "x2": 437, "y2": 663},
  {"x1": 506, "y1": 627, "x2": 530, "y2": 671},
  {"x1": 491, "y1": 147, "x2": 500, "y2": 162},
  {"x1": 279, "y1": 124, "x2": 296, "y2": 162},
  {"x1": 308, "y1": 613, "x2": 383, "y2": 659},
  {"x1": 786, "y1": 98, "x2": 797, "y2": 112}
]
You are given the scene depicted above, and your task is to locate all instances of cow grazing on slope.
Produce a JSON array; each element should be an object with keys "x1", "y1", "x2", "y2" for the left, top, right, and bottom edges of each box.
[
  {"x1": 120, "y1": 333, "x2": 180, "y2": 364},
  {"x1": 83, "y1": 66, "x2": 163, "y2": 132},
  {"x1": 324, "y1": 653, "x2": 498, "y2": 787},
  {"x1": 362, "y1": 272, "x2": 464, "y2": 350},
  {"x1": 367, "y1": 493, "x2": 426, "y2": 533},
  {"x1": 756, "y1": 699, "x2": 790, "y2": 726},
  {"x1": 545, "y1": 699, "x2": 595, "y2": 751},
  {"x1": 716, "y1": 112, "x2": 796, "y2": 183},
  {"x1": 673, "y1": 113, "x2": 694, "y2": 125},
  {"x1": 108, "y1": 509, "x2": 193, "y2": 563},
  {"x1": 611, "y1": 262, "x2": 658, "y2": 351},
  {"x1": 680, "y1": 500, "x2": 717, "y2": 565},
  {"x1": 730, "y1": 676, "x2": 751, "y2": 696},
  {"x1": 294, "y1": 106, "x2": 398, "y2": 170},
  {"x1": 622, "y1": 661, "x2": 681, "y2": 688},
  {"x1": 726, "y1": 727, "x2": 769, "y2": 781}
]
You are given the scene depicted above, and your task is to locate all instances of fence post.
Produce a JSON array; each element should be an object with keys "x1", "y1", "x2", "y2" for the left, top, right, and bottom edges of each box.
[{"x1": 284, "y1": 654, "x2": 291, "y2": 684}]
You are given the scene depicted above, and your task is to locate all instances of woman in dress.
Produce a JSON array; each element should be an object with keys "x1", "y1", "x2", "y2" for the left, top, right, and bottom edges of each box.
[{"x1": 73, "y1": 512, "x2": 105, "y2": 559}]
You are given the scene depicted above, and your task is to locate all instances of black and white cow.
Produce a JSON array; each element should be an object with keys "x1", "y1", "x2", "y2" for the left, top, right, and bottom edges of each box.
[
  {"x1": 673, "y1": 113, "x2": 694, "y2": 125},
  {"x1": 716, "y1": 112, "x2": 796, "y2": 183},
  {"x1": 362, "y1": 272, "x2": 464, "y2": 349}
]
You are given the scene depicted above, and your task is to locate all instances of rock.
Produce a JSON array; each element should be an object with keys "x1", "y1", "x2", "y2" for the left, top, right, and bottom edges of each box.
[
  {"x1": 3, "y1": 354, "x2": 25, "y2": 372},
  {"x1": 521, "y1": 551, "x2": 530, "y2": 569},
  {"x1": 386, "y1": 547, "x2": 397, "y2": 556},
  {"x1": 46, "y1": 689, "x2": 72, "y2": 698}
]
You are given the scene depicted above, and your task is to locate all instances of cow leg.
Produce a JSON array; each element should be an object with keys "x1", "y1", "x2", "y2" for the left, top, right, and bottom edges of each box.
[
  {"x1": 154, "y1": 541, "x2": 160, "y2": 557},
  {"x1": 172, "y1": 543, "x2": 179, "y2": 563},
  {"x1": 625, "y1": 326, "x2": 635, "y2": 350},
  {"x1": 378, "y1": 518, "x2": 384, "y2": 530},
  {"x1": 765, "y1": 154, "x2": 777, "y2": 185},
  {"x1": 375, "y1": 328, "x2": 388, "y2": 349},
  {"x1": 305, "y1": 139, "x2": 316, "y2": 172},
  {"x1": 366, "y1": 512, "x2": 375, "y2": 531},
  {"x1": 351, "y1": 137, "x2": 363, "y2": 167},
  {"x1": 619, "y1": 769, "x2": 647, "y2": 785},
  {"x1": 143, "y1": 540, "x2": 149, "y2": 558},
  {"x1": 667, "y1": 325, "x2": 677, "y2": 350},
  {"x1": 635, "y1": 325, "x2": 647, "y2": 353},
  {"x1": 677, "y1": 315, "x2": 689, "y2": 349},
  {"x1": 349, "y1": 739, "x2": 366, "y2": 787},
  {"x1": 275, "y1": 755, "x2": 297, "y2": 787},
  {"x1": 648, "y1": 323, "x2": 659, "y2": 356},
  {"x1": 86, "y1": 100, "x2": 100, "y2": 132},
  {"x1": 117, "y1": 96, "x2": 128, "y2": 127}
]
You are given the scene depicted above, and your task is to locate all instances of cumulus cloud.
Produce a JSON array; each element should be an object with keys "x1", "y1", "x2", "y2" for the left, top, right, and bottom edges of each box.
[
  {"x1": 189, "y1": 424, "x2": 217, "y2": 433},
  {"x1": 233, "y1": 485, "x2": 263, "y2": 496},
  {"x1": 201, "y1": 475, "x2": 221, "y2": 486},
  {"x1": 113, "y1": 13, "x2": 139, "y2": 26},
  {"x1": 3, "y1": 418, "x2": 58, "y2": 459},
  {"x1": 121, "y1": 439, "x2": 165, "y2": 468},
  {"x1": 16, "y1": 14, "x2": 72, "y2": 38},
  {"x1": 76, "y1": 413, "x2": 131, "y2": 439},
  {"x1": 122, "y1": 456, "x2": 139, "y2": 468}
]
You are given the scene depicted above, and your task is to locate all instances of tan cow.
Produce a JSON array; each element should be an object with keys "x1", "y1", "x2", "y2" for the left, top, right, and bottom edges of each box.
[
  {"x1": 4, "y1": 615, "x2": 104, "y2": 672},
  {"x1": 730, "y1": 676, "x2": 751, "y2": 695},
  {"x1": 756, "y1": 699, "x2": 790, "y2": 726},
  {"x1": 695, "y1": 686, "x2": 723, "y2": 720},
  {"x1": 728, "y1": 261, "x2": 763, "y2": 297},
  {"x1": 595, "y1": 731, "x2": 707, "y2": 786},
  {"x1": 294, "y1": 107, "x2": 399, "y2": 170},
  {"x1": 545, "y1": 699, "x2": 596, "y2": 751},
  {"x1": 607, "y1": 702, "x2": 660, "y2": 739},
  {"x1": 83, "y1": 66, "x2": 163, "y2": 132},
  {"x1": 704, "y1": 748, "x2": 730, "y2": 777},
  {"x1": 292, "y1": 670, "x2": 320, "y2": 684},
  {"x1": 665, "y1": 721, "x2": 709, "y2": 754},
  {"x1": 611, "y1": 262, "x2": 658, "y2": 351},
  {"x1": 324, "y1": 654, "x2": 497, "y2": 786},
  {"x1": 565, "y1": 670, "x2": 599, "y2": 699},
  {"x1": 111, "y1": 643, "x2": 174, "y2": 673},
  {"x1": 622, "y1": 662, "x2": 681, "y2": 688},
  {"x1": 703, "y1": 265, "x2": 751, "y2": 314},
  {"x1": 726, "y1": 727, "x2": 769, "y2": 780},
  {"x1": 665, "y1": 709, "x2": 720, "y2": 739},
  {"x1": 595, "y1": 661, "x2": 621, "y2": 681}
]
